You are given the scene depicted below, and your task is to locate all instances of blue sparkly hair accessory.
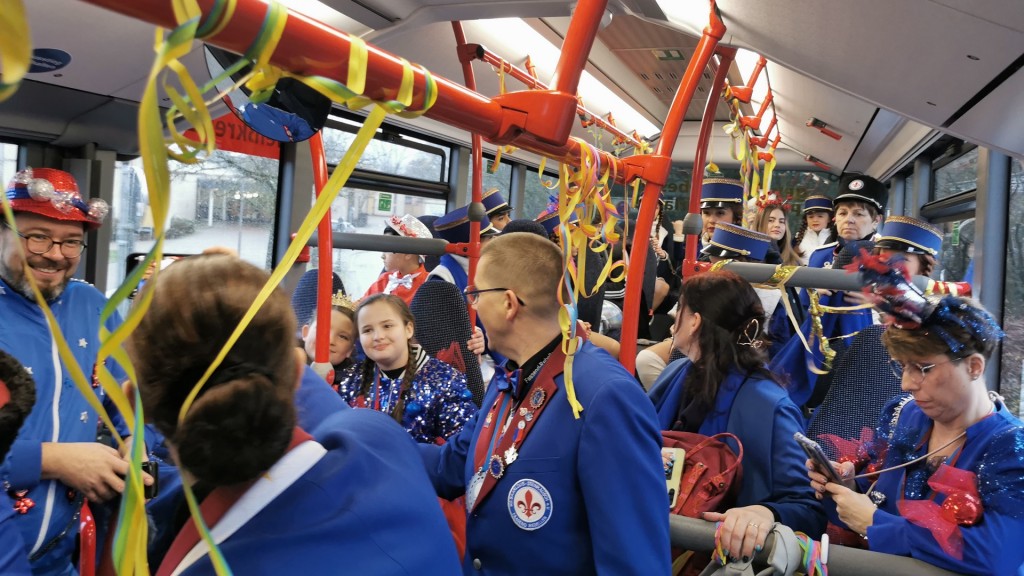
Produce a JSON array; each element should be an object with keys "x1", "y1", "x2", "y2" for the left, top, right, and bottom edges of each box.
[{"x1": 852, "y1": 252, "x2": 1005, "y2": 355}]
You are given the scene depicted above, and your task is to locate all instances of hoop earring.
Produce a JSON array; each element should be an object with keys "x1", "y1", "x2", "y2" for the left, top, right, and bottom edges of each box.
[{"x1": 737, "y1": 318, "x2": 763, "y2": 349}]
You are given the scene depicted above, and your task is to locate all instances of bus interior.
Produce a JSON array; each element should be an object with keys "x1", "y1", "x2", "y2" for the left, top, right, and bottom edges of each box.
[{"x1": 1, "y1": 0, "x2": 1022, "y2": 572}]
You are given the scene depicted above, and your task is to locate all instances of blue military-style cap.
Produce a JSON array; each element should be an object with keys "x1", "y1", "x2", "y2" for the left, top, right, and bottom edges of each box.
[
  {"x1": 535, "y1": 205, "x2": 579, "y2": 237},
  {"x1": 802, "y1": 195, "x2": 833, "y2": 214},
  {"x1": 835, "y1": 173, "x2": 888, "y2": 213},
  {"x1": 702, "y1": 222, "x2": 771, "y2": 262},
  {"x1": 481, "y1": 188, "x2": 512, "y2": 216},
  {"x1": 434, "y1": 205, "x2": 498, "y2": 244},
  {"x1": 876, "y1": 215, "x2": 943, "y2": 256},
  {"x1": 700, "y1": 178, "x2": 744, "y2": 209}
]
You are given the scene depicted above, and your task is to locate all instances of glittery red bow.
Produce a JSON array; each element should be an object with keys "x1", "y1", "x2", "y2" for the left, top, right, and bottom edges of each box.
[
  {"x1": 820, "y1": 427, "x2": 877, "y2": 470},
  {"x1": 897, "y1": 464, "x2": 984, "y2": 559}
]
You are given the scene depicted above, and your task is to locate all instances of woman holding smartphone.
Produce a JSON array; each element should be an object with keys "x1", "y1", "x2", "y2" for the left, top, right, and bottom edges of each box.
[
  {"x1": 807, "y1": 293, "x2": 1024, "y2": 575},
  {"x1": 648, "y1": 270, "x2": 825, "y2": 563}
]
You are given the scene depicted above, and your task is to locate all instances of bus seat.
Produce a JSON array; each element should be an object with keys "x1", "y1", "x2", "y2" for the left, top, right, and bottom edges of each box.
[
  {"x1": 409, "y1": 280, "x2": 485, "y2": 406},
  {"x1": 807, "y1": 324, "x2": 907, "y2": 459},
  {"x1": 290, "y1": 268, "x2": 346, "y2": 340}
]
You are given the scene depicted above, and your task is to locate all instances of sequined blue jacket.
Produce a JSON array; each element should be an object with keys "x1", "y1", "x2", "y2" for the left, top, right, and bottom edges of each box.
[
  {"x1": 336, "y1": 351, "x2": 476, "y2": 443},
  {"x1": 839, "y1": 397, "x2": 1024, "y2": 575},
  {"x1": 0, "y1": 277, "x2": 127, "y2": 576}
]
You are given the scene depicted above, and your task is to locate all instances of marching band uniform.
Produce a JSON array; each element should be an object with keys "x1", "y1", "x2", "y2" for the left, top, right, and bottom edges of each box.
[
  {"x1": 703, "y1": 223, "x2": 802, "y2": 358},
  {"x1": 156, "y1": 409, "x2": 462, "y2": 575},
  {"x1": 697, "y1": 178, "x2": 745, "y2": 257},
  {"x1": 649, "y1": 358, "x2": 827, "y2": 535},
  {"x1": 420, "y1": 338, "x2": 670, "y2": 575},
  {"x1": 796, "y1": 196, "x2": 836, "y2": 265},
  {"x1": 363, "y1": 214, "x2": 433, "y2": 305},
  {"x1": 427, "y1": 207, "x2": 500, "y2": 292},
  {"x1": 831, "y1": 396, "x2": 1024, "y2": 575},
  {"x1": 336, "y1": 346, "x2": 476, "y2": 444},
  {"x1": 481, "y1": 189, "x2": 513, "y2": 230}
]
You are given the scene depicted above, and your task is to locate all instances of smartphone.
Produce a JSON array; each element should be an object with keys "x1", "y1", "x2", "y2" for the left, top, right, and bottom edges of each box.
[
  {"x1": 140, "y1": 461, "x2": 159, "y2": 499},
  {"x1": 662, "y1": 447, "x2": 685, "y2": 508},
  {"x1": 794, "y1": 432, "x2": 841, "y2": 483}
]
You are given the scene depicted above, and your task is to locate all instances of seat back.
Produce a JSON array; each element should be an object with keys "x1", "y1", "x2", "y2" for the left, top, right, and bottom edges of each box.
[
  {"x1": 807, "y1": 324, "x2": 906, "y2": 459},
  {"x1": 410, "y1": 280, "x2": 485, "y2": 406}
]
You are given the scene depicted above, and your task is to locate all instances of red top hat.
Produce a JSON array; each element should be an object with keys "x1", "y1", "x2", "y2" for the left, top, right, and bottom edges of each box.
[{"x1": 5, "y1": 167, "x2": 108, "y2": 229}]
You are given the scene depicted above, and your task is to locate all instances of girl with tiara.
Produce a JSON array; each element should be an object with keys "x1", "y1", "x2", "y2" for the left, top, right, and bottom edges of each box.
[
  {"x1": 794, "y1": 195, "x2": 837, "y2": 265},
  {"x1": 300, "y1": 291, "x2": 357, "y2": 389},
  {"x1": 335, "y1": 293, "x2": 477, "y2": 443}
]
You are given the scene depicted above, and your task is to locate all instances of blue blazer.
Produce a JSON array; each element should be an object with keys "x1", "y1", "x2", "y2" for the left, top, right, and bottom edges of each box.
[
  {"x1": 174, "y1": 409, "x2": 461, "y2": 575},
  {"x1": 649, "y1": 359, "x2": 826, "y2": 536},
  {"x1": 421, "y1": 341, "x2": 671, "y2": 575},
  {"x1": 837, "y1": 397, "x2": 1024, "y2": 575}
]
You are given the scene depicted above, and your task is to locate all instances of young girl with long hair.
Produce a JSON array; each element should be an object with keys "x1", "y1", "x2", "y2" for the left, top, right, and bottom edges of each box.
[
  {"x1": 794, "y1": 195, "x2": 837, "y2": 264},
  {"x1": 754, "y1": 196, "x2": 800, "y2": 266},
  {"x1": 301, "y1": 292, "x2": 357, "y2": 387},
  {"x1": 335, "y1": 293, "x2": 476, "y2": 443}
]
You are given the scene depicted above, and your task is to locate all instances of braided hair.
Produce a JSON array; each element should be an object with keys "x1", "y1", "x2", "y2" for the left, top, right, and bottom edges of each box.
[{"x1": 355, "y1": 294, "x2": 419, "y2": 424}]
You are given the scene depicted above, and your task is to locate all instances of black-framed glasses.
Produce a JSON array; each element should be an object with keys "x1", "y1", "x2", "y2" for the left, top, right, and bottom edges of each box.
[
  {"x1": 464, "y1": 284, "x2": 525, "y2": 307},
  {"x1": 15, "y1": 231, "x2": 87, "y2": 258},
  {"x1": 888, "y1": 357, "x2": 959, "y2": 383}
]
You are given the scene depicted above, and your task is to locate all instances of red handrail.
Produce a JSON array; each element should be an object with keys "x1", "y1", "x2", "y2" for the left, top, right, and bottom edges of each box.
[
  {"x1": 617, "y1": 0, "x2": 726, "y2": 373},
  {"x1": 309, "y1": 132, "x2": 334, "y2": 380},
  {"x1": 79, "y1": 0, "x2": 632, "y2": 183},
  {"x1": 462, "y1": 44, "x2": 647, "y2": 150},
  {"x1": 684, "y1": 48, "x2": 735, "y2": 268},
  {"x1": 452, "y1": 21, "x2": 483, "y2": 327}
]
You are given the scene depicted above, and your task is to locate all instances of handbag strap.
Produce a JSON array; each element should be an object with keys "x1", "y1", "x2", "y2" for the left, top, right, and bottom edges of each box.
[{"x1": 689, "y1": 432, "x2": 744, "y2": 476}]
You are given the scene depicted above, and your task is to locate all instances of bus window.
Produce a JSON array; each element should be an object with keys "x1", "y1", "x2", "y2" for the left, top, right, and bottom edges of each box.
[
  {"x1": 935, "y1": 218, "x2": 974, "y2": 283},
  {"x1": 107, "y1": 149, "x2": 279, "y2": 292},
  {"x1": 469, "y1": 157, "x2": 511, "y2": 206},
  {"x1": 934, "y1": 148, "x2": 979, "y2": 200},
  {"x1": 1001, "y1": 157, "x2": 1024, "y2": 417},
  {"x1": 309, "y1": 187, "x2": 447, "y2": 297},
  {"x1": 0, "y1": 143, "x2": 16, "y2": 185}
]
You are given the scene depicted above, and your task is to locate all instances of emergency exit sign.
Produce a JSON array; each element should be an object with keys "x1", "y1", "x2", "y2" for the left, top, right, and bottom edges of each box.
[{"x1": 378, "y1": 193, "x2": 393, "y2": 212}]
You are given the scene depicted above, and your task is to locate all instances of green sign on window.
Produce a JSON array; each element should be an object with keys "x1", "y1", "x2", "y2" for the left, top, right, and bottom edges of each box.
[
  {"x1": 377, "y1": 193, "x2": 393, "y2": 212},
  {"x1": 951, "y1": 221, "x2": 960, "y2": 246}
]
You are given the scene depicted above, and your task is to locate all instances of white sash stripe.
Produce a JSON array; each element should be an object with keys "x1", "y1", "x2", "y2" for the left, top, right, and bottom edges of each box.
[{"x1": 170, "y1": 440, "x2": 328, "y2": 576}]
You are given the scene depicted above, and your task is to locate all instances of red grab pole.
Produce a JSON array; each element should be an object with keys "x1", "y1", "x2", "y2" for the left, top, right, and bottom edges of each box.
[
  {"x1": 452, "y1": 21, "x2": 482, "y2": 326},
  {"x1": 617, "y1": 1, "x2": 726, "y2": 373},
  {"x1": 309, "y1": 132, "x2": 334, "y2": 377},
  {"x1": 684, "y1": 47, "x2": 735, "y2": 267},
  {"x1": 79, "y1": 0, "x2": 631, "y2": 182}
]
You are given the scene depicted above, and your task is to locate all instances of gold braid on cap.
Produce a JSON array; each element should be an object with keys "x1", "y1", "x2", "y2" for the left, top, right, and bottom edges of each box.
[{"x1": 331, "y1": 290, "x2": 357, "y2": 311}]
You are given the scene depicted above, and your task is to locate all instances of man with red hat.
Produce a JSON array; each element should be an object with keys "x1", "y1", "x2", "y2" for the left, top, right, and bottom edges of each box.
[{"x1": 0, "y1": 167, "x2": 146, "y2": 575}]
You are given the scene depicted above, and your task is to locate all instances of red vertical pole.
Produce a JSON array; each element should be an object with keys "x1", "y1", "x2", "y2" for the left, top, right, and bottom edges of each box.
[
  {"x1": 309, "y1": 133, "x2": 333, "y2": 373},
  {"x1": 685, "y1": 48, "x2": 735, "y2": 266},
  {"x1": 452, "y1": 22, "x2": 482, "y2": 326},
  {"x1": 550, "y1": 0, "x2": 609, "y2": 96},
  {"x1": 618, "y1": 1, "x2": 726, "y2": 373}
]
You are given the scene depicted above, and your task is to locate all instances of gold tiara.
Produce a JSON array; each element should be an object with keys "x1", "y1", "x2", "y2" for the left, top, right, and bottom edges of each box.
[{"x1": 331, "y1": 290, "x2": 357, "y2": 311}]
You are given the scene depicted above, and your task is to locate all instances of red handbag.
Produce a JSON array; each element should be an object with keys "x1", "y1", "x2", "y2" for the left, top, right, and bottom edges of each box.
[{"x1": 662, "y1": 431, "x2": 744, "y2": 518}]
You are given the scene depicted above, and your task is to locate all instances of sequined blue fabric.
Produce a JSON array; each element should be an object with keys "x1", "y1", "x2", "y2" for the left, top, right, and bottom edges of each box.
[
  {"x1": 336, "y1": 357, "x2": 478, "y2": 443},
  {"x1": 867, "y1": 396, "x2": 1024, "y2": 519}
]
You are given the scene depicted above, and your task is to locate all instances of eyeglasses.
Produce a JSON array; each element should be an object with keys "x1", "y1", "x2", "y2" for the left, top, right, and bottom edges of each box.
[
  {"x1": 889, "y1": 357, "x2": 960, "y2": 383},
  {"x1": 15, "y1": 231, "x2": 87, "y2": 257},
  {"x1": 464, "y1": 284, "x2": 525, "y2": 307}
]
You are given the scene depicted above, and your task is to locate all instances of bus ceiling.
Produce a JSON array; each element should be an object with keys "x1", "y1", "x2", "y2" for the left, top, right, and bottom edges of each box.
[{"x1": 8, "y1": 0, "x2": 1022, "y2": 167}]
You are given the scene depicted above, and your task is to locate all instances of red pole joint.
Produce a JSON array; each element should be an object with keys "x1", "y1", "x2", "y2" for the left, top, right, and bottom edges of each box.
[
  {"x1": 739, "y1": 92, "x2": 772, "y2": 131},
  {"x1": 727, "y1": 56, "x2": 766, "y2": 103}
]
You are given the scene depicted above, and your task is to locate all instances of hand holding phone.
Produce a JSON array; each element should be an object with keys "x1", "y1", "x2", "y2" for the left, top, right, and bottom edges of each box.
[{"x1": 794, "y1": 432, "x2": 842, "y2": 484}]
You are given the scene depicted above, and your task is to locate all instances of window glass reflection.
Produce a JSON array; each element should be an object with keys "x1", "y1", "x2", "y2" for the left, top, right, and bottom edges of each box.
[{"x1": 108, "y1": 149, "x2": 279, "y2": 293}]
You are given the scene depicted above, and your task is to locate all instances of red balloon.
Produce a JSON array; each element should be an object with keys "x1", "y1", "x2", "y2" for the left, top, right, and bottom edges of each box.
[{"x1": 940, "y1": 492, "x2": 983, "y2": 526}]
